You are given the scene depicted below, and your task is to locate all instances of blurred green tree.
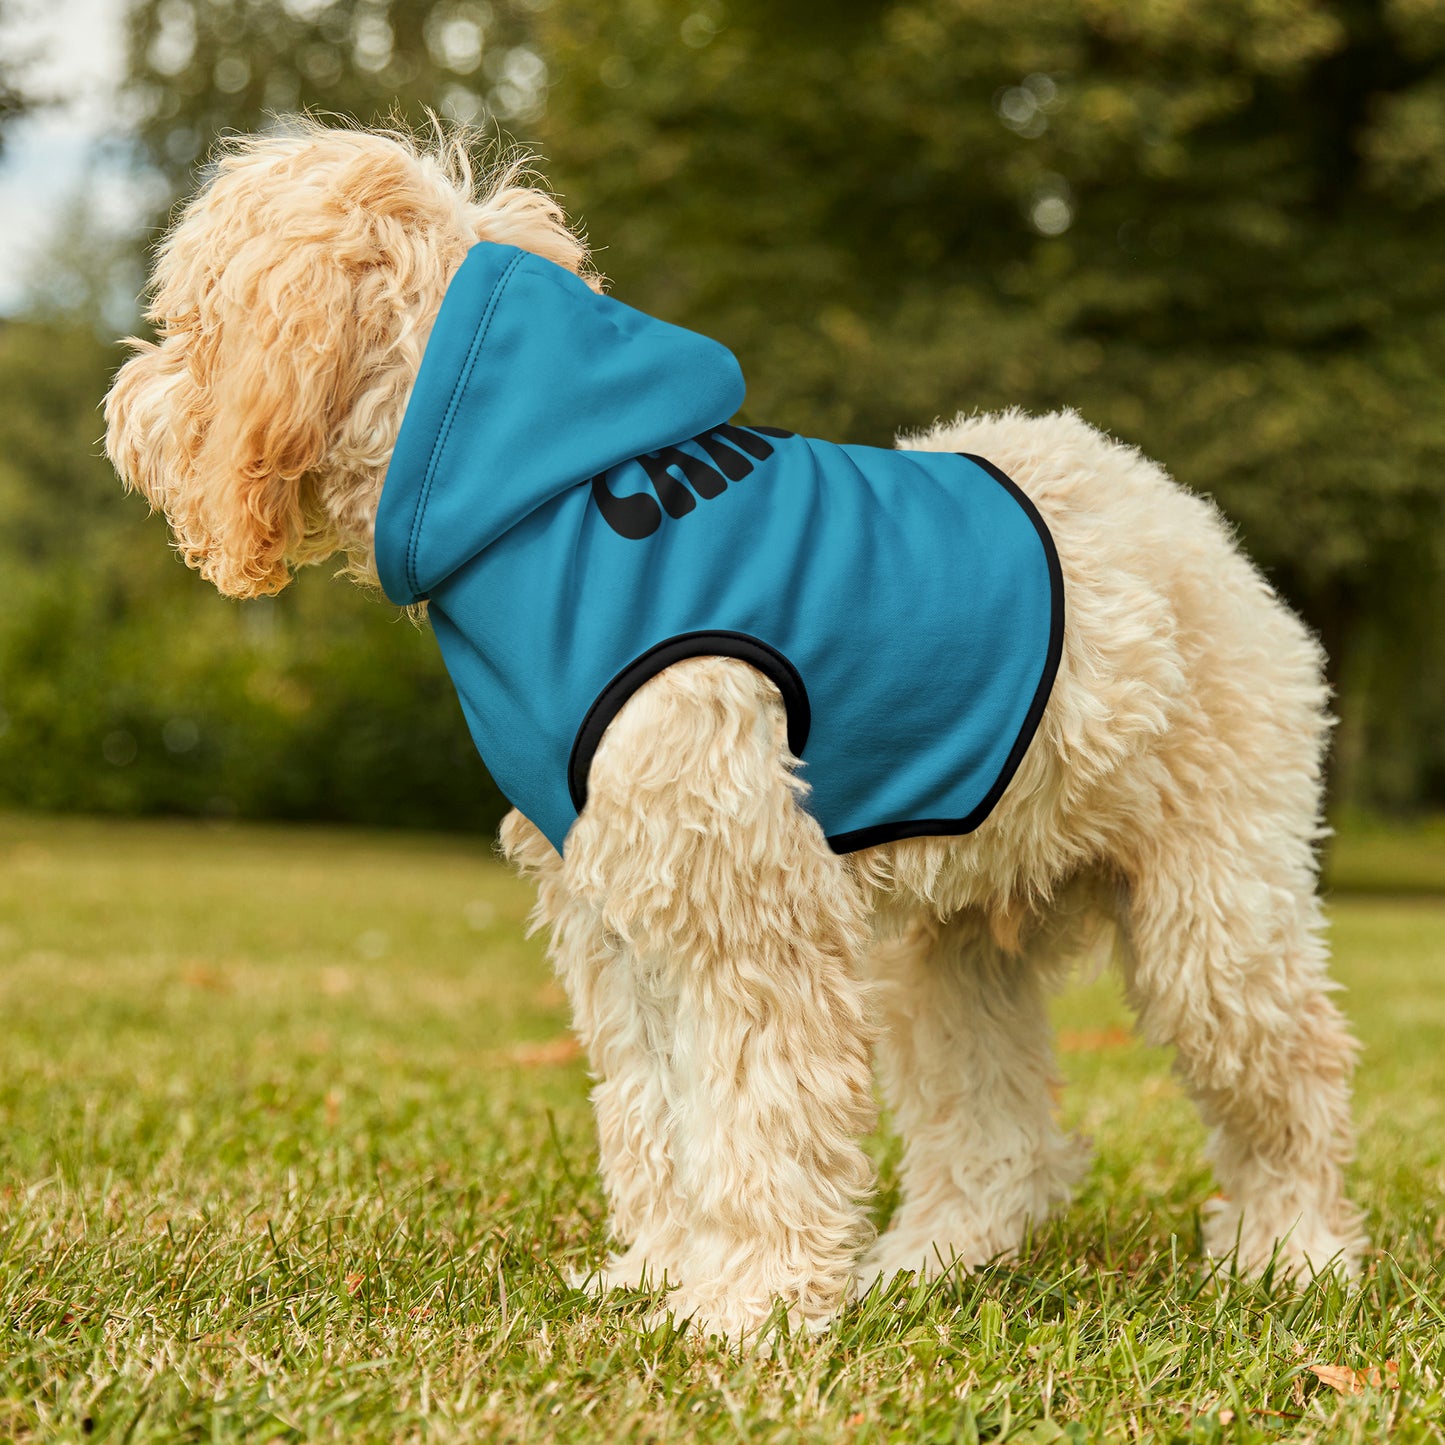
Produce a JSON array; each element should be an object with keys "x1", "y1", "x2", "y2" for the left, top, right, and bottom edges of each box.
[
  {"x1": 0, "y1": 314, "x2": 509, "y2": 829},
  {"x1": 124, "y1": 0, "x2": 544, "y2": 188},
  {"x1": 0, "y1": 0, "x2": 35, "y2": 152},
  {"x1": 531, "y1": 0, "x2": 1445, "y2": 804},
  {"x1": 2, "y1": 0, "x2": 541, "y2": 832},
  {"x1": 7, "y1": 0, "x2": 1439, "y2": 826}
]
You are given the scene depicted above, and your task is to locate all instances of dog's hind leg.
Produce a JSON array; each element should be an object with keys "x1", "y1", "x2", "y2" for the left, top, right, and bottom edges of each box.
[
  {"x1": 1121, "y1": 832, "x2": 1364, "y2": 1279},
  {"x1": 859, "y1": 910, "x2": 1089, "y2": 1290},
  {"x1": 500, "y1": 810, "x2": 689, "y2": 1292},
  {"x1": 564, "y1": 658, "x2": 878, "y2": 1343}
]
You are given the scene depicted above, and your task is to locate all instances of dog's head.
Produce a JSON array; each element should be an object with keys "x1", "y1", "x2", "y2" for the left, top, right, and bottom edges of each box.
[{"x1": 105, "y1": 121, "x2": 591, "y2": 598}]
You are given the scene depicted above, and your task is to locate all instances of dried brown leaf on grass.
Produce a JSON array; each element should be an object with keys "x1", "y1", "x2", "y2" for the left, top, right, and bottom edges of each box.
[
  {"x1": 1310, "y1": 1362, "x2": 1400, "y2": 1395},
  {"x1": 1056, "y1": 1027, "x2": 1134, "y2": 1052},
  {"x1": 500, "y1": 1036, "x2": 584, "y2": 1067},
  {"x1": 179, "y1": 961, "x2": 230, "y2": 991}
]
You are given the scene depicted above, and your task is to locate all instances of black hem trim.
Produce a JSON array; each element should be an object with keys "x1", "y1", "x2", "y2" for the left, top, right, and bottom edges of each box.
[
  {"x1": 568, "y1": 631, "x2": 813, "y2": 814},
  {"x1": 824, "y1": 453, "x2": 1065, "y2": 854}
]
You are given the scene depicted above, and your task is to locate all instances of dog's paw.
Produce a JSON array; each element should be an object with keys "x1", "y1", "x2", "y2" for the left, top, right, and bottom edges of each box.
[
  {"x1": 645, "y1": 1289, "x2": 836, "y2": 1351},
  {"x1": 570, "y1": 1245, "x2": 675, "y2": 1296},
  {"x1": 1202, "y1": 1196, "x2": 1366, "y2": 1282},
  {"x1": 859, "y1": 1215, "x2": 1026, "y2": 1294},
  {"x1": 860, "y1": 1135, "x2": 1091, "y2": 1296}
]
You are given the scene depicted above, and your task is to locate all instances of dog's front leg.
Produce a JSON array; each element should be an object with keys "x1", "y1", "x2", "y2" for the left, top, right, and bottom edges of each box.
[
  {"x1": 565, "y1": 659, "x2": 878, "y2": 1344},
  {"x1": 501, "y1": 809, "x2": 688, "y2": 1289}
]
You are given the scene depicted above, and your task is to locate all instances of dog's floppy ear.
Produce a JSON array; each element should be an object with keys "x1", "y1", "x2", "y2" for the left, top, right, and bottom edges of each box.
[
  {"x1": 178, "y1": 241, "x2": 354, "y2": 598},
  {"x1": 106, "y1": 237, "x2": 363, "y2": 600},
  {"x1": 106, "y1": 331, "x2": 200, "y2": 538},
  {"x1": 107, "y1": 132, "x2": 424, "y2": 600},
  {"x1": 106, "y1": 125, "x2": 597, "y2": 599}
]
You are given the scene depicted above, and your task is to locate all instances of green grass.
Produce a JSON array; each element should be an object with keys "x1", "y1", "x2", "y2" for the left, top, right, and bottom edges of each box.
[{"x1": 1, "y1": 813, "x2": 1442, "y2": 1443}]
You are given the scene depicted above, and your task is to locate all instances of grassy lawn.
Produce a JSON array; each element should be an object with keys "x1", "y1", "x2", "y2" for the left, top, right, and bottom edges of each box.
[{"x1": 1, "y1": 813, "x2": 1442, "y2": 1443}]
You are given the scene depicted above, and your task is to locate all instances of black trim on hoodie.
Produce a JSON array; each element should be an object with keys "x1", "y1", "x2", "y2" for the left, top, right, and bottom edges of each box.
[
  {"x1": 564, "y1": 453, "x2": 1064, "y2": 855},
  {"x1": 567, "y1": 632, "x2": 813, "y2": 815},
  {"x1": 824, "y1": 455, "x2": 1065, "y2": 852}
]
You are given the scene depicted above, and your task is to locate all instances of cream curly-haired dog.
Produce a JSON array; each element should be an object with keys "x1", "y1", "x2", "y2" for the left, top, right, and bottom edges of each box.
[{"x1": 105, "y1": 122, "x2": 1364, "y2": 1342}]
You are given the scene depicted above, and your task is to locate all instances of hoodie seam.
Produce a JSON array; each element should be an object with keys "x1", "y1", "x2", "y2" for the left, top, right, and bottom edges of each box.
[{"x1": 404, "y1": 249, "x2": 527, "y2": 599}]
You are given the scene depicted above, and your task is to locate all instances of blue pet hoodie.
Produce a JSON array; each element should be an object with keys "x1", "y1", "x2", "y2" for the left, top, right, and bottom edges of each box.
[{"x1": 374, "y1": 243, "x2": 1064, "y2": 854}]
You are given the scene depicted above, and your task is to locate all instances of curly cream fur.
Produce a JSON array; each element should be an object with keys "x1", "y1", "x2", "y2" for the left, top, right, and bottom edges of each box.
[
  {"x1": 106, "y1": 123, "x2": 1365, "y2": 1345},
  {"x1": 106, "y1": 119, "x2": 592, "y2": 598}
]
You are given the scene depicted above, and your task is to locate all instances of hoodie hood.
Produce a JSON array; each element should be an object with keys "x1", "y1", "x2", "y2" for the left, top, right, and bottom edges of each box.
[{"x1": 375, "y1": 244, "x2": 745, "y2": 605}]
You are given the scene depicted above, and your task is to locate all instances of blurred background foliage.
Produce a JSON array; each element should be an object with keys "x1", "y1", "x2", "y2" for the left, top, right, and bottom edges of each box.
[{"x1": 3, "y1": 0, "x2": 1445, "y2": 832}]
